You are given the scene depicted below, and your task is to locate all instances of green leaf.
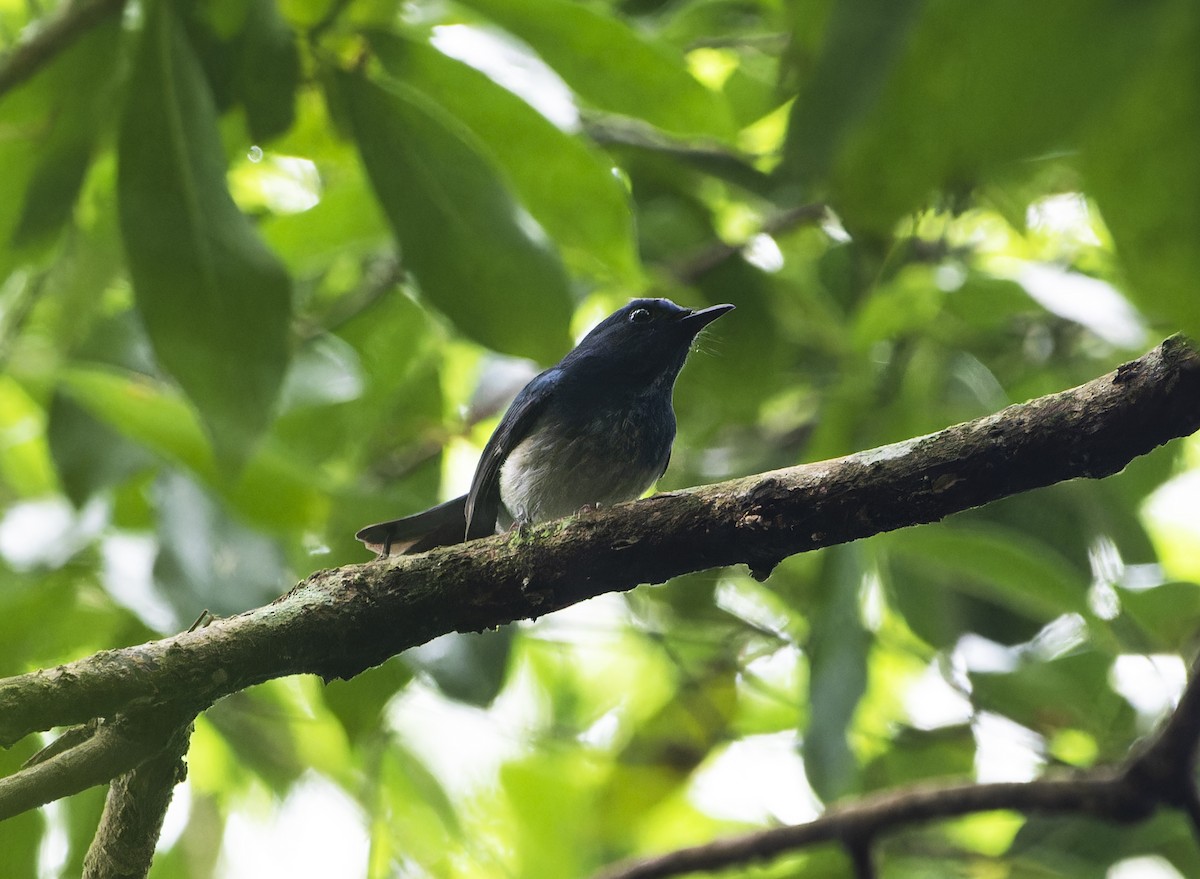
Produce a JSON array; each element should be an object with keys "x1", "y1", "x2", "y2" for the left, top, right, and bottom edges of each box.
[
  {"x1": 117, "y1": 0, "x2": 292, "y2": 469},
  {"x1": 404, "y1": 628, "x2": 515, "y2": 706},
  {"x1": 942, "y1": 275, "x2": 1037, "y2": 331},
  {"x1": 62, "y1": 787, "x2": 109, "y2": 879},
  {"x1": 1010, "y1": 811, "x2": 1200, "y2": 878},
  {"x1": 0, "y1": 739, "x2": 43, "y2": 878},
  {"x1": 1117, "y1": 582, "x2": 1200, "y2": 654},
  {"x1": 861, "y1": 725, "x2": 975, "y2": 791},
  {"x1": 887, "y1": 556, "x2": 1041, "y2": 649},
  {"x1": 322, "y1": 658, "x2": 413, "y2": 743},
  {"x1": 851, "y1": 271, "x2": 943, "y2": 349},
  {"x1": 261, "y1": 168, "x2": 390, "y2": 273},
  {"x1": 886, "y1": 522, "x2": 1090, "y2": 623},
  {"x1": 316, "y1": 292, "x2": 448, "y2": 557},
  {"x1": 599, "y1": 662, "x2": 736, "y2": 839},
  {"x1": 0, "y1": 376, "x2": 57, "y2": 497},
  {"x1": 782, "y1": 0, "x2": 922, "y2": 188},
  {"x1": 47, "y1": 394, "x2": 156, "y2": 506},
  {"x1": 970, "y1": 652, "x2": 1136, "y2": 755},
  {"x1": 1081, "y1": 3, "x2": 1200, "y2": 338},
  {"x1": 338, "y1": 70, "x2": 573, "y2": 362},
  {"x1": 0, "y1": 564, "x2": 151, "y2": 666},
  {"x1": 58, "y1": 365, "x2": 325, "y2": 529},
  {"x1": 502, "y1": 753, "x2": 600, "y2": 878},
  {"x1": 14, "y1": 130, "x2": 95, "y2": 247},
  {"x1": 375, "y1": 741, "x2": 463, "y2": 871},
  {"x1": 796, "y1": 0, "x2": 1160, "y2": 234},
  {"x1": 459, "y1": 0, "x2": 737, "y2": 141},
  {"x1": 370, "y1": 32, "x2": 640, "y2": 284},
  {"x1": 3, "y1": 20, "x2": 121, "y2": 247},
  {"x1": 153, "y1": 471, "x2": 289, "y2": 619},
  {"x1": 236, "y1": 0, "x2": 301, "y2": 142},
  {"x1": 804, "y1": 544, "x2": 870, "y2": 801},
  {"x1": 206, "y1": 689, "x2": 307, "y2": 790}
]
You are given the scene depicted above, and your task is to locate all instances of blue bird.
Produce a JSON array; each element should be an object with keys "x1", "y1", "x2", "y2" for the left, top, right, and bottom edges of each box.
[{"x1": 356, "y1": 298, "x2": 734, "y2": 556}]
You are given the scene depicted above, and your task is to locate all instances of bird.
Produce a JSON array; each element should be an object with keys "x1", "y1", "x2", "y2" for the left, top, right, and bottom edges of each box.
[{"x1": 355, "y1": 297, "x2": 734, "y2": 556}]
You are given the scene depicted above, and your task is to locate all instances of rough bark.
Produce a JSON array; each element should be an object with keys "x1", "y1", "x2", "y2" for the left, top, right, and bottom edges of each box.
[
  {"x1": 0, "y1": 709, "x2": 191, "y2": 822},
  {"x1": 82, "y1": 721, "x2": 194, "y2": 879}
]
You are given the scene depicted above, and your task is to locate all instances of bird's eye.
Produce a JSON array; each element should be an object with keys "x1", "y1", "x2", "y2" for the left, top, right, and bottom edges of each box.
[{"x1": 629, "y1": 308, "x2": 652, "y2": 323}]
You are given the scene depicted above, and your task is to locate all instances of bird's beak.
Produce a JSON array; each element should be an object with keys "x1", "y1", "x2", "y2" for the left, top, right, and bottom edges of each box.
[{"x1": 680, "y1": 303, "x2": 735, "y2": 332}]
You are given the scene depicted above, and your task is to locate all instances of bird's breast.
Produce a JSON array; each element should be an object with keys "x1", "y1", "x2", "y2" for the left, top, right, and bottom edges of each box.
[{"x1": 499, "y1": 397, "x2": 675, "y2": 526}]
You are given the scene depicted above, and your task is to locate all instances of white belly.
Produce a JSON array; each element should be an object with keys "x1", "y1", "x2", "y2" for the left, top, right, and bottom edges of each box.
[{"x1": 499, "y1": 426, "x2": 661, "y2": 525}]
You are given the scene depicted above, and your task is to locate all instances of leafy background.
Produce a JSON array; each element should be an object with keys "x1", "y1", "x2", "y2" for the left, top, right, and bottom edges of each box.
[{"x1": 2, "y1": 0, "x2": 1200, "y2": 876}]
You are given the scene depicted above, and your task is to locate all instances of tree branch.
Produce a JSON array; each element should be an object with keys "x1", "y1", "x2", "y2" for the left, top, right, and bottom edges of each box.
[
  {"x1": 668, "y1": 202, "x2": 829, "y2": 283},
  {"x1": 846, "y1": 836, "x2": 875, "y2": 879},
  {"x1": 0, "y1": 336, "x2": 1197, "y2": 817},
  {"x1": 0, "y1": 0, "x2": 126, "y2": 99},
  {"x1": 583, "y1": 115, "x2": 775, "y2": 196},
  {"x1": 82, "y1": 720, "x2": 194, "y2": 879},
  {"x1": 0, "y1": 708, "x2": 191, "y2": 822}
]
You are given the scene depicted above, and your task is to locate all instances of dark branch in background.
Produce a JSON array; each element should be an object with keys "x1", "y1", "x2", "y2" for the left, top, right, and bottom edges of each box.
[
  {"x1": 0, "y1": 336, "x2": 1197, "y2": 822},
  {"x1": 0, "y1": 0, "x2": 126, "y2": 99},
  {"x1": 684, "y1": 33, "x2": 790, "y2": 52},
  {"x1": 598, "y1": 646, "x2": 1200, "y2": 879},
  {"x1": 82, "y1": 721, "x2": 194, "y2": 879},
  {"x1": 1125, "y1": 639, "x2": 1200, "y2": 842},
  {"x1": 296, "y1": 254, "x2": 406, "y2": 340},
  {"x1": 847, "y1": 837, "x2": 875, "y2": 879},
  {"x1": 306, "y1": 0, "x2": 354, "y2": 41},
  {"x1": 592, "y1": 768, "x2": 1156, "y2": 879},
  {"x1": 583, "y1": 115, "x2": 776, "y2": 196},
  {"x1": 668, "y1": 202, "x2": 829, "y2": 283}
]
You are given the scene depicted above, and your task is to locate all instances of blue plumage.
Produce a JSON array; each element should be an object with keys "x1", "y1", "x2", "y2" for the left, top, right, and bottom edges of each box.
[{"x1": 356, "y1": 298, "x2": 733, "y2": 555}]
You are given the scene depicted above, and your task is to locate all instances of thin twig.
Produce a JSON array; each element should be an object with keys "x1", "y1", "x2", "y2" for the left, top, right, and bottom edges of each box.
[
  {"x1": 583, "y1": 114, "x2": 775, "y2": 195},
  {"x1": 0, "y1": 0, "x2": 125, "y2": 99},
  {"x1": 846, "y1": 836, "x2": 875, "y2": 879},
  {"x1": 668, "y1": 202, "x2": 829, "y2": 283},
  {"x1": 685, "y1": 33, "x2": 790, "y2": 52},
  {"x1": 22, "y1": 719, "x2": 99, "y2": 769}
]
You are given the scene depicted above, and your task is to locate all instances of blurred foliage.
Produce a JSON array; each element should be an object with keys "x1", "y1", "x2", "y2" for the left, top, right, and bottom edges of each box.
[{"x1": 2, "y1": 0, "x2": 1200, "y2": 877}]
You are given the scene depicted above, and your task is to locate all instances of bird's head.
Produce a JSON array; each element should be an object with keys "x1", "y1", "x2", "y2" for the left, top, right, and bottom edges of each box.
[{"x1": 565, "y1": 297, "x2": 734, "y2": 385}]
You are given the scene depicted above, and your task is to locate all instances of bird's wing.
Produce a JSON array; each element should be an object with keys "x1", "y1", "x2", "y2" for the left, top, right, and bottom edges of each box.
[{"x1": 465, "y1": 369, "x2": 560, "y2": 540}]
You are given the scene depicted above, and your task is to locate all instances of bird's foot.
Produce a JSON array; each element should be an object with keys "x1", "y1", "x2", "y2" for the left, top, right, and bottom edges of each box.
[{"x1": 507, "y1": 518, "x2": 534, "y2": 535}]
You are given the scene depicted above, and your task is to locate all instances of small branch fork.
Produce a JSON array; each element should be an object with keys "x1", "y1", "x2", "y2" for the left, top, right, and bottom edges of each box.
[
  {"x1": 0, "y1": 707, "x2": 194, "y2": 824},
  {"x1": 595, "y1": 652, "x2": 1200, "y2": 879},
  {"x1": 0, "y1": 336, "x2": 1197, "y2": 877}
]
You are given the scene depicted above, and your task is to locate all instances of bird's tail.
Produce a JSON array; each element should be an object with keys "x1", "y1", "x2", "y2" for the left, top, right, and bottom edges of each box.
[{"x1": 355, "y1": 494, "x2": 469, "y2": 556}]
